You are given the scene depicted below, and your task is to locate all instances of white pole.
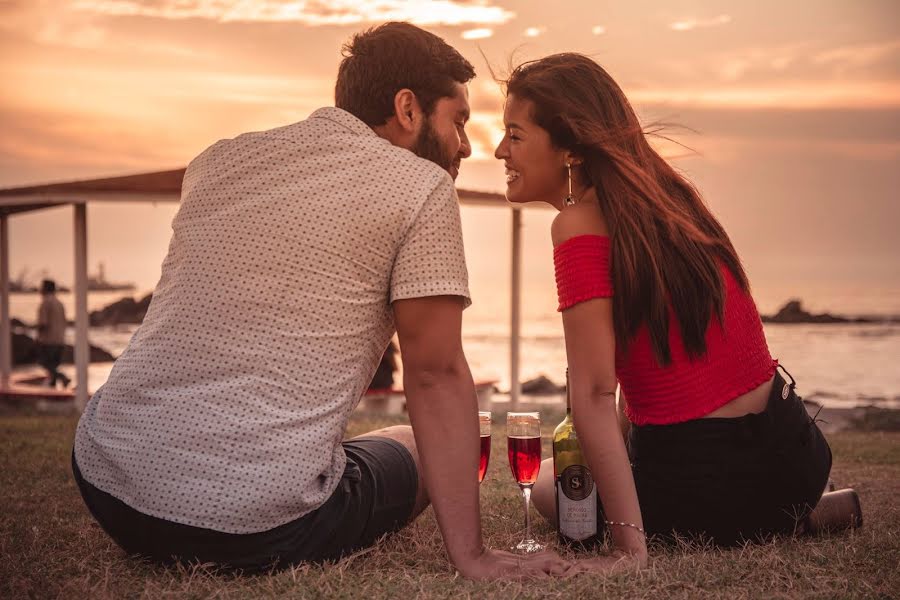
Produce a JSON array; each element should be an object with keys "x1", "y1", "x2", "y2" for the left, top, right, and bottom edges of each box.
[
  {"x1": 510, "y1": 207, "x2": 522, "y2": 408},
  {"x1": 0, "y1": 214, "x2": 10, "y2": 387},
  {"x1": 73, "y1": 203, "x2": 89, "y2": 411}
]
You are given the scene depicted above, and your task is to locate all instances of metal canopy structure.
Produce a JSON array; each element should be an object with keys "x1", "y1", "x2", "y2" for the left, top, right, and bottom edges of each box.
[{"x1": 0, "y1": 168, "x2": 534, "y2": 409}]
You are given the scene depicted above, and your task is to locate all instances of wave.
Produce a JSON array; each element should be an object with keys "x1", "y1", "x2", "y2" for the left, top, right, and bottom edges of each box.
[
  {"x1": 851, "y1": 327, "x2": 900, "y2": 339},
  {"x1": 807, "y1": 390, "x2": 842, "y2": 400},
  {"x1": 806, "y1": 390, "x2": 900, "y2": 408}
]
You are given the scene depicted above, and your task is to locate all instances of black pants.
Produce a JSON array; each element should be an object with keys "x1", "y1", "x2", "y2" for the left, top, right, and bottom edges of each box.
[
  {"x1": 37, "y1": 344, "x2": 68, "y2": 387},
  {"x1": 629, "y1": 367, "x2": 832, "y2": 546},
  {"x1": 72, "y1": 437, "x2": 418, "y2": 572}
]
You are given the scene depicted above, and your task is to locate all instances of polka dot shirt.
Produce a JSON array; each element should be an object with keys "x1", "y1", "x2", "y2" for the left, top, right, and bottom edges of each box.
[{"x1": 73, "y1": 107, "x2": 471, "y2": 534}]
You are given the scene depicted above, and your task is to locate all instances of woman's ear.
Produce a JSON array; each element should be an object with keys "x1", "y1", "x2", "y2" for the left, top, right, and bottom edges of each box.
[
  {"x1": 564, "y1": 151, "x2": 584, "y2": 167},
  {"x1": 393, "y1": 89, "x2": 422, "y2": 133}
]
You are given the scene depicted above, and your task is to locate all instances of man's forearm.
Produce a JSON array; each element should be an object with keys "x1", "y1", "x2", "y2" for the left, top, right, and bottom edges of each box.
[{"x1": 404, "y1": 366, "x2": 482, "y2": 566}]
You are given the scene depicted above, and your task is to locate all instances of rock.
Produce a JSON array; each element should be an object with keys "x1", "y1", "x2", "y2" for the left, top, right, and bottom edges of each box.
[
  {"x1": 521, "y1": 375, "x2": 565, "y2": 395},
  {"x1": 847, "y1": 406, "x2": 900, "y2": 432},
  {"x1": 12, "y1": 332, "x2": 38, "y2": 364},
  {"x1": 89, "y1": 293, "x2": 152, "y2": 326},
  {"x1": 762, "y1": 299, "x2": 856, "y2": 324},
  {"x1": 61, "y1": 344, "x2": 115, "y2": 363},
  {"x1": 10, "y1": 330, "x2": 115, "y2": 364}
]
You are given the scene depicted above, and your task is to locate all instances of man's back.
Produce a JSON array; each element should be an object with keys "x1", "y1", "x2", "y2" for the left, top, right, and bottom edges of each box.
[{"x1": 74, "y1": 107, "x2": 469, "y2": 533}]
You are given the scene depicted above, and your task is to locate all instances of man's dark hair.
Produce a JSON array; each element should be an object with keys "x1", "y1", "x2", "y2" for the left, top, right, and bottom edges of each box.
[
  {"x1": 335, "y1": 22, "x2": 475, "y2": 126},
  {"x1": 41, "y1": 279, "x2": 56, "y2": 293}
]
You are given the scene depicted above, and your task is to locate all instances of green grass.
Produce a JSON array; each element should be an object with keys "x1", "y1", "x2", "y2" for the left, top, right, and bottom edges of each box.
[{"x1": 2, "y1": 408, "x2": 898, "y2": 599}]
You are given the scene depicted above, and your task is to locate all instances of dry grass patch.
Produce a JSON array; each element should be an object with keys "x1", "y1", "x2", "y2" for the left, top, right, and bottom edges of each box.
[{"x1": 2, "y1": 409, "x2": 898, "y2": 599}]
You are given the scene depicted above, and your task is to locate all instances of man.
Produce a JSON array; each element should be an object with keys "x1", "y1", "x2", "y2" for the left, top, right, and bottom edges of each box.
[
  {"x1": 36, "y1": 279, "x2": 71, "y2": 388},
  {"x1": 72, "y1": 22, "x2": 568, "y2": 579}
]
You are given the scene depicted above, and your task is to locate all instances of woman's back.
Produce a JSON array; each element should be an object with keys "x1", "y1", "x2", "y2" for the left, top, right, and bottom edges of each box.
[{"x1": 612, "y1": 259, "x2": 775, "y2": 424}]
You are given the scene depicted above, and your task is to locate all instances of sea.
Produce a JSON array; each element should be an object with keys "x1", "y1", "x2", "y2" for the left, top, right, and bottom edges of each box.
[{"x1": 9, "y1": 284, "x2": 900, "y2": 410}]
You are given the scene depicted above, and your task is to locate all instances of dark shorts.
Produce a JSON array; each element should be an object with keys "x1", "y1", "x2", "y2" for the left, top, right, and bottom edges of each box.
[
  {"x1": 72, "y1": 436, "x2": 418, "y2": 572},
  {"x1": 628, "y1": 366, "x2": 832, "y2": 546}
]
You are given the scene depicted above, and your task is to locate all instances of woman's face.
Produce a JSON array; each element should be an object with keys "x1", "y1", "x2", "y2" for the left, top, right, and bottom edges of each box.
[{"x1": 494, "y1": 94, "x2": 569, "y2": 207}]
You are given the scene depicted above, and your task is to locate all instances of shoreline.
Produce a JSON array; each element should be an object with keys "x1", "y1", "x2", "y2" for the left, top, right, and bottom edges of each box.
[
  {"x1": 8, "y1": 368, "x2": 898, "y2": 433},
  {"x1": 484, "y1": 393, "x2": 899, "y2": 434}
]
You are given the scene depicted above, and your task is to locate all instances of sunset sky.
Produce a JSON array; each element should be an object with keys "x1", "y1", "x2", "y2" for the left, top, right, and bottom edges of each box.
[{"x1": 2, "y1": 0, "x2": 899, "y2": 317}]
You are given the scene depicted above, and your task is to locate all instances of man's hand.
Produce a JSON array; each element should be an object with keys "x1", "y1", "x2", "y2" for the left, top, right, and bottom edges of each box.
[{"x1": 454, "y1": 548, "x2": 574, "y2": 580}]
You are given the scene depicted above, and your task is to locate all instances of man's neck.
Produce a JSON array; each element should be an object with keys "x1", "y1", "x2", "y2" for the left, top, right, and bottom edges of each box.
[{"x1": 371, "y1": 121, "x2": 414, "y2": 152}]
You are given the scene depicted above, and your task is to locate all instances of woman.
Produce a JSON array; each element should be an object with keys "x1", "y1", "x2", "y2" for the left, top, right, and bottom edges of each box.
[{"x1": 493, "y1": 53, "x2": 854, "y2": 571}]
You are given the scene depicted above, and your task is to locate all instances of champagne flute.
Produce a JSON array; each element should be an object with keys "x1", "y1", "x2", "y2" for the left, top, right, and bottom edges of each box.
[
  {"x1": 507, "y1": 411, "x2": 544, "y2": 553},
  {"x1": 478, "y1": 411, "x2": 491, "y2": 483}
]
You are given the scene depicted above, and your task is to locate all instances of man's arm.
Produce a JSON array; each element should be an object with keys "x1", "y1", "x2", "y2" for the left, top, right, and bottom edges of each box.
[{"x1": 393, "y1": 295, "x2": 569, "y2": 580}]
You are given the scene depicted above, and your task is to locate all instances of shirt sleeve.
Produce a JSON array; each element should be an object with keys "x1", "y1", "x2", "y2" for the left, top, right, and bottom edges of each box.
[
  {"x1": 554, "y1": 234, "x2": 614, "y2": 311},
  {"x1": 390, "y1": 175, "x2": 471, "y2": 308}
]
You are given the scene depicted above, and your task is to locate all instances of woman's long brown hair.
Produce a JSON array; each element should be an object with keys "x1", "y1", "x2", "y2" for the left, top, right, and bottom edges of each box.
[{"x1": 505, "y1": 53, "x2": 749, "y2": 365}]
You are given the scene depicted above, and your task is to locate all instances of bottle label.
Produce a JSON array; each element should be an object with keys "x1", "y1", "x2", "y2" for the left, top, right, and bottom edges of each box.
[{"x1": 557, "y1": 465, "x2": 598, "y2": 541}]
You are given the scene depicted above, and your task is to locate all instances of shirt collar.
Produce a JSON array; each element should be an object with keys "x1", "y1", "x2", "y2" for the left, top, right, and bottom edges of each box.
[{"x1": 309, "y1": 107, "x2": 379, "y2": 139}]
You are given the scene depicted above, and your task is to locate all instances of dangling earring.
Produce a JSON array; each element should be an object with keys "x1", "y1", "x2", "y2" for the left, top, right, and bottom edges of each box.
[{"x1": 564, "y1": 163, "x2": 575, "y2": 206}]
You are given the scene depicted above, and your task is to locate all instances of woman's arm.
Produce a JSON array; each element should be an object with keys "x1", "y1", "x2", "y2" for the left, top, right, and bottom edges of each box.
[
  {"x1": 617, "y1": 388, "x2": 632, "y2": 442},
  {"x1": 552, "y1": 200, "x2": 647, "y2": 568},
  {"x1": 562, "y1": 298, "x2": 647, "y2": 563}
]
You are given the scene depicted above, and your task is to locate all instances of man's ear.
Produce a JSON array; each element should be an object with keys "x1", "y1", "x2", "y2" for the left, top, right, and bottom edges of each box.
[{"x1": 393, "y1": 89, "x2": 422, "y2": 133}]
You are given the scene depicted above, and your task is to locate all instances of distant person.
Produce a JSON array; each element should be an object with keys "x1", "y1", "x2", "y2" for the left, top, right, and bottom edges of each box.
[
  {"x1": 368, "y1": 340, "x2": 398, "y2": 391},
  {"x1": 36, "y1": 279, "x2": 71, "y2": 389},
  {"x1": 71, "y1": 22, "x2": 568, "y2": 579},
  {"x1": 493, "y1": 53, "x2": 858, "y2": 574}
]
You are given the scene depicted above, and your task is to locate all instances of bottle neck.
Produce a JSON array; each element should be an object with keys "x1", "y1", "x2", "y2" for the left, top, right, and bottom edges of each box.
[{"x1": 565, "y1": 368, "x2": 572, "y2": 416}]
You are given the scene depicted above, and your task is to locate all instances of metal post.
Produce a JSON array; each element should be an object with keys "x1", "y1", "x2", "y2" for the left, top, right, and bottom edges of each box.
[
  {"x1": 0, "y1": 214, "x2": 10, "y2": 387},
  {"x1": 73, "y1": 204, "x2": 89, "y2": 410},
  {"x1": 510, "y1": 207, "x2": 522, "y2": 408}
]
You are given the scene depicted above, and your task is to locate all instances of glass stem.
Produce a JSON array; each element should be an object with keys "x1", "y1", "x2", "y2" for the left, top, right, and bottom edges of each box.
[{"x1": 522, "y1": 485, "x2": 534, "y2": 542}]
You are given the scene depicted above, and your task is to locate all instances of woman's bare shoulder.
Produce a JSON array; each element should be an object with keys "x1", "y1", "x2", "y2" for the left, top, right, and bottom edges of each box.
[{"x1": 551, "y1": 200, "x2": 609, "y2": 247}]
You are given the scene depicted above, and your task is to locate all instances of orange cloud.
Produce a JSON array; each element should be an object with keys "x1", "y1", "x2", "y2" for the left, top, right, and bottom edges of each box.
[
  {"x1": 670, "y1": 15, "x2": 732, "y2": 32},
  {"x1": 72, "y1": 0, "x2": 515, "y2": 26},
  {"x1": 629, "y1": 81, "x2": 900, "y2": 109},
  {"x1": 462, "y1": 28, "x2": 494, "y2": 40},
  {"x1": 464, "y1": 113, "x2": 504, "y2": 160},
  {"x1": 813, "y1": 40, "x2": 900, "y2": 75}
]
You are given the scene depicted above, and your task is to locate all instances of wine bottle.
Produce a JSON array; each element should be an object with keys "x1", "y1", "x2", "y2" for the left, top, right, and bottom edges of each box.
[{"x1": 553, "y1": 369, "x2": 605, "y2": 547}]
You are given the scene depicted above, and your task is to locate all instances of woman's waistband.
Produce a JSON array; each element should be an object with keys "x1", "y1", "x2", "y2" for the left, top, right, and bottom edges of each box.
[{"x1": 628, "y1": 366, "x2": 801, "y2": 451}]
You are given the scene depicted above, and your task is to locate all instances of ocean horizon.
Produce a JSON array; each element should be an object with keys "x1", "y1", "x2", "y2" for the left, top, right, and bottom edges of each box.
[{"x1": 9, "y1": 286, "x2": 900, "y2": 410}]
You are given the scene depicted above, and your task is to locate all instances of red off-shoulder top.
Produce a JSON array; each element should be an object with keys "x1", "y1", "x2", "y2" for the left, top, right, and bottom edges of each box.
[{"x1": 554, "y1": 234, "x2": 776, "y2": 425}]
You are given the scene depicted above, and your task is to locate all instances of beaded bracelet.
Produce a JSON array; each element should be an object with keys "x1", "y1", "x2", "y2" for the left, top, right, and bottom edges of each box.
[{"x1": 605, "y1": 520, "x2": 646, "y2": 535}]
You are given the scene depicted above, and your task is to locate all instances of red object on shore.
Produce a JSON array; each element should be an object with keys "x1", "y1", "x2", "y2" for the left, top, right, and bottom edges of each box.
[{"x1": 0, "y1": 373, "x2": 79, "y2": 404}]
